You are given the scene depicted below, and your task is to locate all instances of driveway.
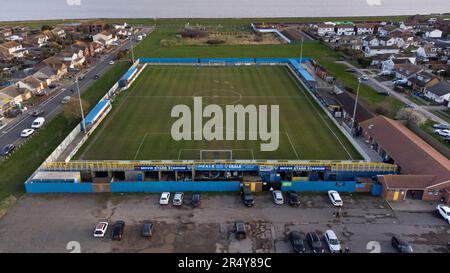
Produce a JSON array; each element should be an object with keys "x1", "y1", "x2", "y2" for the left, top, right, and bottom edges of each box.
[{"x1": 0, "y1": 193, "x2": 448, "y2": 253}]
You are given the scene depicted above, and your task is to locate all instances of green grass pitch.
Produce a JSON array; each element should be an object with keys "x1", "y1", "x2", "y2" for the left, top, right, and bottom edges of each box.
[{"x1": 74, "y1": 65, "x2": 362, "y2": 160}]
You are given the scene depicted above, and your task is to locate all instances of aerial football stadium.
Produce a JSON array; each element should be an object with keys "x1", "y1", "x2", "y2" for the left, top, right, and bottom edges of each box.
[{"x1": 24, "y1": 58, "x2": 397, "y2": 194}]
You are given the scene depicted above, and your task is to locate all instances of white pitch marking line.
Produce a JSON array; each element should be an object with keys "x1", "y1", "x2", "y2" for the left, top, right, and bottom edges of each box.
[
  {"x1": 286, "y1": 67, "x2": 353, "y2": 160},
  {"x1": 134, "y1": 132, "x2": 149, "y2": 160},
  {"x1": 285, "y1": 131, "x2": 300, "y2": 160}
]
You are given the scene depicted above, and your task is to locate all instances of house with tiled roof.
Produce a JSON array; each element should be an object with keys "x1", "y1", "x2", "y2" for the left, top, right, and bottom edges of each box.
[
  {"x1": 0, "y1": 41, "x2": 27, "y2": 58},
  {"x1": 93, "y1": 31, "x2": 118, "y2": 47},
  {"x1": 425, "y1": 81, "x2": 450, "y2": 104},
  {"x1": 16, "y1": 76, "x2": 46, "y2": 95}
]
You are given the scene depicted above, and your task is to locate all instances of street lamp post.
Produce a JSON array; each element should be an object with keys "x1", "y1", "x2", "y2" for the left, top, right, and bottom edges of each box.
[
  {"x1": 76, "y1": 76, "x2": 86, "y2": 133},
  {"x1": 131, "y1": 35, "x2": 135, "y2": 64},
  {"x1": 299, "y1": 36, "x2": 304, "y2": 63},
  {"x1": 351, "y1": 78, "x2": 362, "y2": 136}
]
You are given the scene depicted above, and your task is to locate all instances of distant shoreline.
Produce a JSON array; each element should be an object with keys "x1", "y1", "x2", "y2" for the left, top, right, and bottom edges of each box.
[
  {"x1": 2, "y1": 0, "x2": 450, "y2": 22},
  {"x1": 1, "y1": 14, "x2": 450, "y2": 27}
]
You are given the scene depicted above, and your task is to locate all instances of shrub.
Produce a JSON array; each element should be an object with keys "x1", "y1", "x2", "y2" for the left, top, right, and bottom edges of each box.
[
  {"x1": 160, "y1": 39, "x2": 177, "y2": 47},
  {"x1": 374, "y1": 101, "x2": 391, "y2": 116},
  {"x1": 254, "y1": 36, "x2": 263, "y2": 42},
  {"x1": 206, "y1": 39, "x2": 225, "y2": 45},
  {"x1": 396, "y1": 108, "x2": 427, "y2": 127}
]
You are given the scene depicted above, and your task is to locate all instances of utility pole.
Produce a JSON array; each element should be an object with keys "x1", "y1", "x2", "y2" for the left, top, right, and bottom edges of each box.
[
  {"x1": 131, "y1": 35, "x2": 135, "y2": 63},
  {"x1": 76, "y1": 76, "x2": 86, "y2": 133},
  {"x1": 299, "y1": 36, "x2": 304, "y2": 63},
  {"x1": 351, "y1": 78, "x2": 362, "y2": 135}
]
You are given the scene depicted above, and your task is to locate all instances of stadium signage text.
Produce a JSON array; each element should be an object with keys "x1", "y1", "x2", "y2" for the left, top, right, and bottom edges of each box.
[
  {"x1": 134, "y1": 165, "x2": 192, "y2": 171},
  {"x1": 171, "y1": 97, "x2": 280, "y2": 151}
]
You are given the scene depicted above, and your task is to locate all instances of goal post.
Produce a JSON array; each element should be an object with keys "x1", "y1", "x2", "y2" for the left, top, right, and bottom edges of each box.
[{"x1": 200, "y1": 150, "x2": 233, "y2": 160}]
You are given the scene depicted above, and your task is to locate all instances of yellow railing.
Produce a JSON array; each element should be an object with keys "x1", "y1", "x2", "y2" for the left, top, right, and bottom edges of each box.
[{"x1": 42, "y1": 160, "x2": 397, "y2": 173}]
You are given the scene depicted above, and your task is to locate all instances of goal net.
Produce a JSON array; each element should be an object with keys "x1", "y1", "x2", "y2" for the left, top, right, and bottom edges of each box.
[
  {"x1": 200, "y1": 150, "x2": 233, "y2": 160},
  {"x1": 208, "y1": 60, "x2": 227, "y2": 67}
]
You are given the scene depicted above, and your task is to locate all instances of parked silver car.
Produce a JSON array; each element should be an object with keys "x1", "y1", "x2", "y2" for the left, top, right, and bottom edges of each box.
[
  {"x1": 173, "y1": 192, "x2": 184, "y2": 206},
  {"x1": 272, "y1": 190, "x2": 284, "y2": 205}
]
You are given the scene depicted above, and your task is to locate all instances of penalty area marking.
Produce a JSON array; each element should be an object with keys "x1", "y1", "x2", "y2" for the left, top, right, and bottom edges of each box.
[
  {"x1": 285, "y1": 131, "x2": 300, "y2": 159},
  {"x1": 178, "y1": 148, "x2": 255, "y2": 160},
  {"x1": 134, "y1": 132, "x2": 149, "y2": 160}
]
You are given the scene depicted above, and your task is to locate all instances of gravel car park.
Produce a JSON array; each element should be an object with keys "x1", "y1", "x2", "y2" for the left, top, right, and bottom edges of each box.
[{"x1": 0, "y1": 193, "x2": 449, "y2": 253}]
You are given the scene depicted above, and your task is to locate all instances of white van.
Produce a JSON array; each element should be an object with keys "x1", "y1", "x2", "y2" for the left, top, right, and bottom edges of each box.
[{"x1": 31, "y1": 117, "x2": 45, "y2": 129}]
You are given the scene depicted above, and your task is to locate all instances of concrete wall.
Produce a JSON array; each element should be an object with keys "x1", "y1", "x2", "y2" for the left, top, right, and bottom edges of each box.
[
  {"x1": 25, "y1": 182, "x2": 93, "y2": 193},
  {"x1": 110, "y1": 181, "x2": 241, "y2": 192}
]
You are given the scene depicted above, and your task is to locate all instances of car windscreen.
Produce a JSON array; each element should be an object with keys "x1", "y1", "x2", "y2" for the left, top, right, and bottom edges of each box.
[{"x1": 329, "y1": 239, "x2": 339, "y2": 245}]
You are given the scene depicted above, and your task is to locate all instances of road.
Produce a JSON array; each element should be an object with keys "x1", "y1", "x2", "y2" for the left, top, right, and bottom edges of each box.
[
  {"x1": 337, "y1": 61, "x2": 448, "y2": 125},
  {"x1": 0, "y1": 26, "x2": 153, "y2": 148}
]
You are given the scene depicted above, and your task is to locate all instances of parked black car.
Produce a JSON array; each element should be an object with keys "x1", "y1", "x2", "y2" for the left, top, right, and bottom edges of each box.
[
  {"x1": 241, "y1": 185, "x2": 255, "y2": 207},
  {"x1": 141, "y1": 220, "x2": 153, "y2": 237},
  {"x1": 4, "y1": 108, "x2": 22, "y2": 118},
  {"x1": 287, "y1": 191, "x2": 301, "y2": 207},
  {"x1": 307, "y1": 232, "x2": 325, "y2": 253},
  {"x1": 0, "y1": 144, "x2": 15, "y2": 156},
  {"x1": 391, "y1": 236, "x2": 413, "y2": 253},
  {"x1": 111, "y1": 220, "x2": 125, "y2": 240},
  {"x1": 289, "y1": 231, "x2": 306, "y2": 253},
  {"x1": 191, "y1": 192, "x2": 201, "y2": 207},
  {"x1": 235, "y1": 221, "x2": 246, "y2": 240},
  {"x1": 32, "y1": 109, "x2": 45, "y2": 117}
]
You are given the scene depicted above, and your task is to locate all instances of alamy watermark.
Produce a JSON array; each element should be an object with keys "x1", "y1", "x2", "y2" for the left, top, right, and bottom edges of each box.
[
  {"x1": 170, "y1": 96, "x2": 280, "y2": 152},
  {"x1": 66, "y1": 0, "x2": 81, "y2": 6}
]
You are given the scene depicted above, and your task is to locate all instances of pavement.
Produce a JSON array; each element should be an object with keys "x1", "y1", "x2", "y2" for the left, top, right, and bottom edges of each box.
[
  {"x1": 387, "y1": 199, "x2": 441, "y2": 212},
  {"x1": 0, "y1": 26, "x2": 154, "y2": 148},
  {"x1": 0, "y1": 193, "x2": 448, "y2": 253},
  {"x1": 336, "y1": 61, "x2": 448, "y2": 125}
]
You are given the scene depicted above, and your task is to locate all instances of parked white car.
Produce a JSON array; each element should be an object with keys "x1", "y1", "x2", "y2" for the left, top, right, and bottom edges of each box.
[
  {"x1": 20, "y1": 128, "x2": 35, "y2": 138},
  {"x1": 432, "y1": 123, "x2": 448, "y2": 130},
  {"x1": 159, "y1": 192, "x2": 170, "y2": 205},
  {"x1": 436, "y1": 205, "x2": 450, "y2": 224},
  {"x1": 434, "y1": 129, "x2": 450, "y2": 138},
  {"x1": 272, "y1": 190, "x2": 284, "y2": 205},
  {"x1": 328, "y1": 190, "x2": 343, "y2": 207},
  {"x1": 31, "y1": 117, "x2": 45, "y2": 129},
  {"x1": 109, "y1": 60, "x2": 115, "y2": 65},
  {"x1": 324, "y1": 230, "x2": 342, "y2": 253},
  {"x1": 93, "y1": 222, "x2": 109, "y2": 238}
]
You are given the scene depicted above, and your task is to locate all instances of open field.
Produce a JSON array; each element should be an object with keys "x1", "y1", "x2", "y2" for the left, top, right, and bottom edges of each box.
[
  {"x1": 75, "y1": 65, "x2": 361, "y2": 160},
  {"x1": 132, "y1": 29, "x2": 405, "y2": 118}
]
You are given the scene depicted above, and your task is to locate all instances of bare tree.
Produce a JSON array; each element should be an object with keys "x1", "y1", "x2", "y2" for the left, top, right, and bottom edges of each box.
[{"x1": 396, "y1": 108, "x2": 427, "y2": 127}]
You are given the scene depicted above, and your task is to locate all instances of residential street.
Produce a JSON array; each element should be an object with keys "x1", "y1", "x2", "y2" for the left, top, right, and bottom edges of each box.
[
  {"x1": 337, "y1": 60, "x2": 448, "y2": 125},
  {"x1": 0, "y1": 26, "x2": 154, "y2": 148}
]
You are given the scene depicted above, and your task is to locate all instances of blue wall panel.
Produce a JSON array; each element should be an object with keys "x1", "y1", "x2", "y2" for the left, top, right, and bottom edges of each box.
[
  {"x1": 25, "y1": 182, "x2": 93, "y2": 193},
  {"x1": 110, "y1": 181, "x2": 241, "y2": 193},
  {"x1": 281, "y1": 181, "x2": 356, "y2": 192}
]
